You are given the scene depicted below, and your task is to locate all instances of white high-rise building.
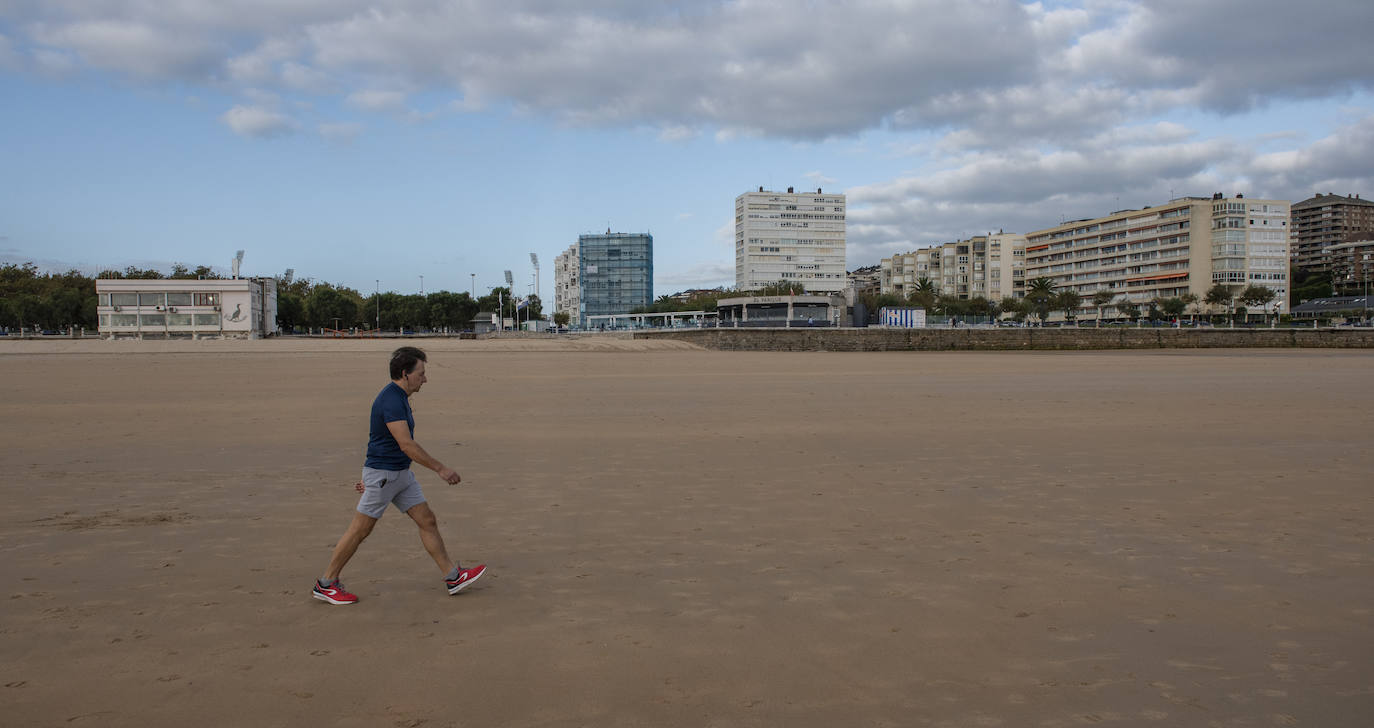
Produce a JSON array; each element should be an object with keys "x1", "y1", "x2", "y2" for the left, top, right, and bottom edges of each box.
[
  {"x1": 554, "y1": 243, "x2": 579, "y2": 321},
  {"x1": 735, "y1": 187, "x2": 846, "y2": 293}
]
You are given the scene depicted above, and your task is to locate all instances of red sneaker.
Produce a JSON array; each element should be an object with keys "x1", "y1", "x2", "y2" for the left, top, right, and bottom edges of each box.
[
  {"x1": 446, "y1": 564, "x2": 486, "y2": 595},
  {"x1": 312, "y1": 579, "x2": 358, "y2": 605}
]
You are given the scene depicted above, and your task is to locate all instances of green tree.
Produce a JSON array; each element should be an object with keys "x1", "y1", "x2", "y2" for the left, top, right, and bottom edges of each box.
[
  {"x1": 1025, "y1": 277, "x2": 1056, "y2": 323},
  {"x1": 1290, "y1": 265, "x2": 1332, "y2": 302},
  {"x1": 937, "y1": 293, "x2": 970, "y2": 317},
  {"x1": 1238, "y1": 285, "x2": 1278, "y2": 325},
  {"x1": 1055, "y1": 289, "x2": 1083, "y2": 324},
  {"x1": 750, "y1": 280, "x2": 809, "y2": 296},
  {"x1": 517, "y1": 294, "x2": 544, "y2": 322},
  {"x1": 277, "y1": 292, "x2": 305, "y2": 332},
  {"x1": 1204, "y1": 283, "x2": 1234, "y2": 324},
  {"x1": 122, "y1": 266, "x2": 165, "y2": 279},
  {"x1": 427, "y1": 291, "x2": 478, "y2": 331},
  {"x1": 1118, "y1": 298, "x2": 1141, "y2": 322},
  {"x1": 857, "y1": 292, "x2": 909, "y2": 324},
  {"x1": 553, "y1": 311, "x2": 571, "y2": 327},
  {"x1": 909, "y1": 277, "x2": 938, "y2": 311},
  {"x1": 1091, "y1": 289, "x2": 1115, "y2": 326},
  {"x1": 966, "y1": 296, "x2": 994, "y2": 321},
  {"x1": 1160, "y1": 297, "x2": 1187, "y2": 321},
  {"x1": 999, "y1": 296, "x2": 1026, "y2": 322},
  {"x1": 1179, "y1": 292, "x2": 1199, "y2": 323},
  {"x1": 304, "y1": 286, "x2": 362, "y2": 330}
]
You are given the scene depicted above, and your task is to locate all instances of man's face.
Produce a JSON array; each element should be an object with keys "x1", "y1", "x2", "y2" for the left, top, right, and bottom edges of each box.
[{"x1": 402, "y1": 360, "x2": 427, "y2": 393}]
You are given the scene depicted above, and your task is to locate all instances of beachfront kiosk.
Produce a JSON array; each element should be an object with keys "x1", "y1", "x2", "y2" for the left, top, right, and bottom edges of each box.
[
  {"x1": 716, "y1": 294, "x2": 848, "y2": 327},
  {"x1": 96, "y1": 278, "x2": 278, "y2": 339}
]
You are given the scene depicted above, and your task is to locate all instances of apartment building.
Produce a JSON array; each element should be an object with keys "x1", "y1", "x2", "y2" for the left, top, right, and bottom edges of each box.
[
  {"x1": 1290, "y1": 193, "x2": 1374, "y2": 272},
  {"x1": 735, "y1": 187, "x2": 847, "y2": 293},
  {"x1": 847, "y1": 264, "x2": 882, "y2": 299},
  {"x1": 879, "y1": 233, "x2": 1026, "y2": 301},
  {"x1": 553, "y1": 243, "x2": 579, "y2": 320},
  {"x1": 1023, "y1": 194, "x2": 1290, "y2": 320},
  {"x1": 987, "y1": 232, "x2": 1027, "y2": 301},
  {"x1": 1325, "y1": 239, "x2": 1374, "y2": 293}
]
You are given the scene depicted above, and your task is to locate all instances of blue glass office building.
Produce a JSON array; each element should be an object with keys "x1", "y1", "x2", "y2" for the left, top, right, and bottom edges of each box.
[{"x1": 578, "y1": 232, "x2": 653, "y2": 327}]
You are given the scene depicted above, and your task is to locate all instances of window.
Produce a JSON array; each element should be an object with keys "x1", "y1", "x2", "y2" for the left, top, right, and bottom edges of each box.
[
  {"x1": 166, "y1": 292, "x2": 193, "y2": 306},
  {"x1": 194, "y1": 313, "x2": 219, "y2": 326},
  {"x1": 194, "y1": 293, "x2": 220, "y2": 306},
  {"x1": 110, "y1": 293, "x2": 137, "y2": 307},
  {"x1": 139, "y1": 292, "x2": 164, "y2": 306},
  {"x1": 140, "y1": 314, "x2": 166, "y2": 326},
  {"x1": 109, "y1": 314, "x2": 137, "y2": 327}
]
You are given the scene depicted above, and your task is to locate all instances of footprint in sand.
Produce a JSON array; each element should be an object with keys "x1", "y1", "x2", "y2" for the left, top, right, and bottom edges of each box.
[{"x1": 310, "y1": 649, "x2": 330, "y2": 656}]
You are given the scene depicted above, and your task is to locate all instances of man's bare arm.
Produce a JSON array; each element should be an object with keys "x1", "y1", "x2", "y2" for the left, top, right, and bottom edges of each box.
[{"x1": 386, "y1": 420, "x2": 461, "y2": 484}]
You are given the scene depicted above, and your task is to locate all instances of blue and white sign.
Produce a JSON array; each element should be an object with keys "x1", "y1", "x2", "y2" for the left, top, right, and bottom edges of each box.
[{"x1": 879, "y1": 307, "x2": 927, "y2": 328}]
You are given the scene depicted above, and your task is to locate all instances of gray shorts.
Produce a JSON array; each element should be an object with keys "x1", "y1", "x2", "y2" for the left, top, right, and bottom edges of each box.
[{"x1": 357, "y1": 467, "x2": 427, "y2": 518}]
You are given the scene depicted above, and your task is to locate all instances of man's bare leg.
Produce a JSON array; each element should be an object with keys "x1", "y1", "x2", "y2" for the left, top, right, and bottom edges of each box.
[
  {"x1": 322, "y1": 511, "x2": 378, "y2": 581},
  {"x1": 406, "y1": 502, "x2": 457, "y2": 574}
]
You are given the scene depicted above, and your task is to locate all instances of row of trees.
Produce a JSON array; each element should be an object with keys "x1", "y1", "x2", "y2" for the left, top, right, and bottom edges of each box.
[
  {"x1": 629, "y1": 281, "x2": 805, "y2": 316},
  {"x1": 0, "y1": 262, "x2": 544, "y2": 333},
  {"x1": 860, "y1": 275, "x2": 1285, "y2": 326}
]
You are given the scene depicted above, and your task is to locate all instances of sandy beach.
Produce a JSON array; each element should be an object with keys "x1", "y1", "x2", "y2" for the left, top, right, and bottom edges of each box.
[{"x1": 2, "y1": 339, "x2": 1371, "y2": 727}]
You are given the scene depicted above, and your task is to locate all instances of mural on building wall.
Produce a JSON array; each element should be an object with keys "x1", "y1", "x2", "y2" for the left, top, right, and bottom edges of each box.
[{"x1": 225, "y1": 303, "x2": 244, "y2": 322}]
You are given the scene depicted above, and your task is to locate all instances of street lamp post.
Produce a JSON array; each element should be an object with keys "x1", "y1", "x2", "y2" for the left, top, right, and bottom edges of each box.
[
  {"x1": 420, "y1": 275, "x2": 424, "y2": 296},
  {"x1": 375, "y1": 280, "x2": 380, "y2": 331},
  {"x1": 470, "y1": 273, "x2": 475, "y2": 299}
]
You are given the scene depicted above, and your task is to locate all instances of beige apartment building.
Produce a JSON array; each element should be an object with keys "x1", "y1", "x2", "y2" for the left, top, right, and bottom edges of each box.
[
  {"x1": 879, "y1": 233, "x2": 1025, "y2": 301},
  {"x1": 1023, "y1": 194, "x2": 1290, "y2": 320}
]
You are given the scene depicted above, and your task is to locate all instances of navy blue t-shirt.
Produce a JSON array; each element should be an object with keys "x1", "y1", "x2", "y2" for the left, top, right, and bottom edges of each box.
[{"x1": 365, "y1": 382, "x2": 414, "y2": 470}]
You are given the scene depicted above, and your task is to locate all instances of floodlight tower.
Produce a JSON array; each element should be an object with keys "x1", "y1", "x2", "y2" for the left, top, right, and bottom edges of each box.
[
  {"x1": 504, "y1": 269, "x2": 514, "y2": 330},
  {"x1": 530, "y1": 253, "x2": 540, "y2": 310},
  {"x1": 232, "y1": 250, "x2": 244, "y2": 279}
]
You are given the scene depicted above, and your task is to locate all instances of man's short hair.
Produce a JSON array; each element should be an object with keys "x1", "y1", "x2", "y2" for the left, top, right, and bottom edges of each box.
[{"x1": 390, "y1": 346, "x2": 427, "y2": 380}]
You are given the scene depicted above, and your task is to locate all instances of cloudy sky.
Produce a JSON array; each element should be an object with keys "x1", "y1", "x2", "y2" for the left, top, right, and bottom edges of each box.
[{"x1": 2, "y1": 0, "x2": 1372, "y2": 298}]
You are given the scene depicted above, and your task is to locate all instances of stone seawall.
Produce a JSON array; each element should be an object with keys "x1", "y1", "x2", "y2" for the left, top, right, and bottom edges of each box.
[{"x1": 633, "y1": 327, "x2": 1374, "y2": 351}]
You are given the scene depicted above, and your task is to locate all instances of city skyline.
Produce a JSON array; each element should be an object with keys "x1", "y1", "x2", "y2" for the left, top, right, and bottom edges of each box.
[{"x1": 2, "y1": 1, "x2": 1372, "y2": 303}]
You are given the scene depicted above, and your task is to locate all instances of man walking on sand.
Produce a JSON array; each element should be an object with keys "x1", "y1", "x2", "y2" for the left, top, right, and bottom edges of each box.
[{"x1": 313, "y1": 346, "x2": 486, "y2": 605}]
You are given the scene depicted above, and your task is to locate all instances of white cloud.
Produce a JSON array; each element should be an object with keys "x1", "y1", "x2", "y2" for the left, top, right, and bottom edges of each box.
[
  {"x1": 318, "y1": 121, "x2": 363, "y2": 142},
  {"x1": 713, "y1": 220, "x2": 734, "y2": 247},
  {"x1": 842, "y1": 114, "x2": 1374, "y2": 267},
  {"x1": 30, "y1": 19, "x2": 222, "y2": 79},
  {"x1": 32, "y1": 48, "x2": 78, "y2": 76},
  {"x1": 657, "y1": 262, "x2": 734, "y2": 290},
  {"x1": 221, "y1": 105, "x2": 298, "y2": 138},
  {"x1": 280, "y1": 61, "x2": 333, "y2": 93},
  {"x1": 1246, "y1": 115, "x2": 1374, "y2": 199},
  {"x1": 6, "y1": 1, "x2": 1371, "y2": 142},
  {"x1": 803, "y1": 171, "x2": 837, "y2": 187},
  {"x1": 0, "y1": 33, "x2": 19, "y2": 71},
  {"x1": 346, "y1": 89, "x2": 407, "y2": 111},
  {"x1": 657, "y1": 125, "x2": 696, "y2": 142}
]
